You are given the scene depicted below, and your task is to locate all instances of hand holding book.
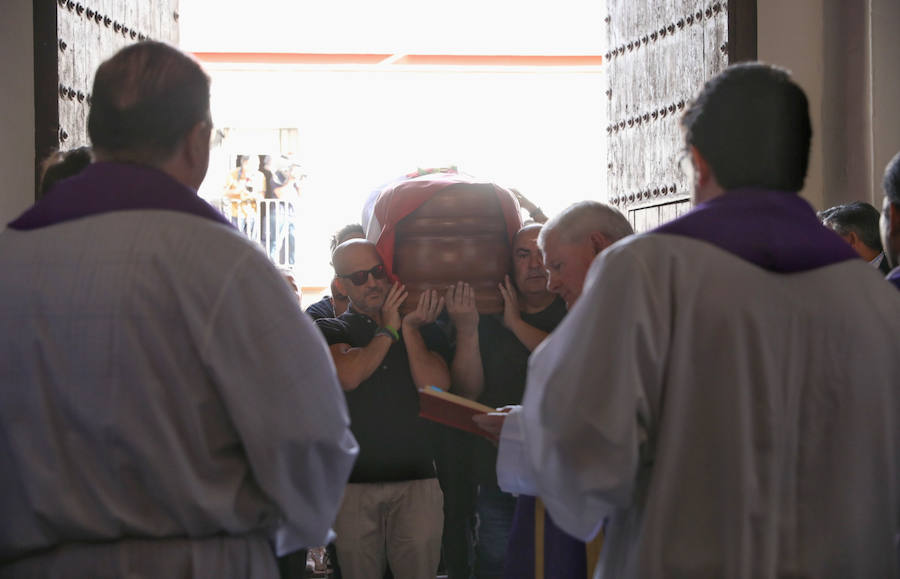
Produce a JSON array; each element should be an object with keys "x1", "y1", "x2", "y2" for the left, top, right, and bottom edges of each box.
[
  {"x1": 418, "y1": 386, "x2": 501, "y2": 441},
  {"x1": 471, "y1": 406, "x2": 518, "y2": 442}
]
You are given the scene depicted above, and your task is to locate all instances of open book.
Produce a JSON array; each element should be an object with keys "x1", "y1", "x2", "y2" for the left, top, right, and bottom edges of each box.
[{"x1": 418, "y1": 386, "x2": 496, "y2": 440}]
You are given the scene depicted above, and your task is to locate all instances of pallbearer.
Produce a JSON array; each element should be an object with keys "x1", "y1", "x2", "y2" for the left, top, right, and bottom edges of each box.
[{"x1": 317, "y1": 239, "x2": 451, "y2": 579}]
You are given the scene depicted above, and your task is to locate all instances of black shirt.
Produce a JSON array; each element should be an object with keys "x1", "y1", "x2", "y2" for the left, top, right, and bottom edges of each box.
[
  {"x1": 877, "y1": 252, "x2": 892, "y2": 276},
  {"x1": 471, "y1": 297, "x2": 567, "y2": 484},
  {"x1": 316, "y1": 311, "x2": 451, "y2": 483},
  {"x1": 305, "y1": 295, "x2": 335, "y2": 320}
]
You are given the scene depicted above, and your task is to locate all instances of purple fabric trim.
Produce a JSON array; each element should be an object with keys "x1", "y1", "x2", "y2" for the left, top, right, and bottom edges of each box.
[
  {"x1": 503, "y1": 495, "x2": 588, "y2": 579},
  {"x1": 654, "y1": 189, "x2": 858, "y2": 273},
  {"x1": 8, "y1": 162, "x2": 232, "y2": 230},
  {"x1": 503, "y1": 495, "x2": 535, "y2": 578},
  {"x1": 887, "y1": 267, "x2": 900, "y2": 291}
]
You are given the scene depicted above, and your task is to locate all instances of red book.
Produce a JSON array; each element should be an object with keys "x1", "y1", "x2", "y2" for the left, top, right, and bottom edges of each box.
[{"x1": 418, "y1": 387, "x2": 496, "y2": 440}]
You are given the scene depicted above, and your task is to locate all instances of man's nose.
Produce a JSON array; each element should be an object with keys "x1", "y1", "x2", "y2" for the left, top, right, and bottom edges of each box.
[
  {"x1": 528, "y1": 253, "x2": 543, "y2": 269},
  {"x1": 547, "y1": 272, "x2": 560, "y2": 293}
]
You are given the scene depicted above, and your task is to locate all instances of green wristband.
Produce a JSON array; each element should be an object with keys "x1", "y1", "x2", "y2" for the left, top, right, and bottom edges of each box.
[{"x1": 376, "y1": 325, "x2": 400, "y2": 342}]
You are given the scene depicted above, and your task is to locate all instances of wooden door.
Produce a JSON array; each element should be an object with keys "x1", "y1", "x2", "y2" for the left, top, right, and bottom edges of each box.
[
  {"x1": 33, "y1": 0, "x2": 180, "y2": 197},
  {"x1": 605, "y1": 0, "x2": 756, "y2": 232}
]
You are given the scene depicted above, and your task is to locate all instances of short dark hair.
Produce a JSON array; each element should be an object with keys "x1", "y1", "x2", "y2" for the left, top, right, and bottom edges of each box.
[
  {"x1": 818, "y1": 202, "x2": 883, "y2": 252},
  {"x1": 88, "y1": 41, "x2": 210, "y2": 163},
  {"x1": 681, "y1": 63, "x2": 812, "y2": 192},
  {"x1": 38, "y1": 147, "x2": 93, "y2": 198},
  {"x1": 329, "y1": 223, "x2": 365, "y2": 253},
  {"x1": 885, "y1": 151, "x2": 900, "y2": 206}
]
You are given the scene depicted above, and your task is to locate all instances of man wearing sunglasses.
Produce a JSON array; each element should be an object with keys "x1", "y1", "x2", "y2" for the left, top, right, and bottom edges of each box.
[{"x1": 316, "y1": 239, "x2": 451, "y2": 579}]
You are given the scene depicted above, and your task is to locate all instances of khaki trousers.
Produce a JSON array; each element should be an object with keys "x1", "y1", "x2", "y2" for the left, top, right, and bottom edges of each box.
[{"x1": 334, "y1": 478, "x2": 443, "y2": 579}]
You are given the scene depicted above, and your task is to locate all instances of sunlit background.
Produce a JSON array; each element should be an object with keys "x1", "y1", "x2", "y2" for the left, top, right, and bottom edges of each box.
[{"x1": 180, "y1": 0, "x2": 607, "y2": 291}]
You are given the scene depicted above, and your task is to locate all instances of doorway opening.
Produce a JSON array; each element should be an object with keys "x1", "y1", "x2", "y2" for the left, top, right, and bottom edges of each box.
[{"x1": 180, "y1": 0, "x2": 607, "y2": 295}]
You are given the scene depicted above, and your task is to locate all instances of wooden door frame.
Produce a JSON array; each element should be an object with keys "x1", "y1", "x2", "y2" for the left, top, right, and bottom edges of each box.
[
  {"x1": 729, "y1": 0, "x2": 758, "y2": 63},
  {"x1": 33, "y1": 2, "x2": 60, "y2": 199}
]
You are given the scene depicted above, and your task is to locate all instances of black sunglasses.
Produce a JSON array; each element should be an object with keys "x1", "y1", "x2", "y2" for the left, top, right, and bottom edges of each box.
[{"x1": 338, "y1": 263, "x2": 387, "y2": 286}]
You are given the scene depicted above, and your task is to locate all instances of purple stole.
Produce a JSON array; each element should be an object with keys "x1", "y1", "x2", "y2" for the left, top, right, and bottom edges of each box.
[
  {"x1": 504, "y1": 495, "x2": 601, "y2": 579},
  {"x1": 8, "y1": 162, "x2": 232, "y2": 231},
  {"x1": 654, "y1": 188, "x2": 857, "y2": 272}
]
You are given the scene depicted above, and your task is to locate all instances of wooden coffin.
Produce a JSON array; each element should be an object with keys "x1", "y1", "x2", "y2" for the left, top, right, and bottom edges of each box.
[{"x1": 393, "y1": 184, "x2": 512, "y2": 314}]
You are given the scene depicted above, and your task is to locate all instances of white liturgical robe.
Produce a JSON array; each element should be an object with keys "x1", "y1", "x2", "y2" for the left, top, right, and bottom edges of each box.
[
  {"x1": 513, "y1": 191, "x2": 900, "y2": 578},
  {"x1": 0, "y1": 163, "x2": 358, "y2": 578}
]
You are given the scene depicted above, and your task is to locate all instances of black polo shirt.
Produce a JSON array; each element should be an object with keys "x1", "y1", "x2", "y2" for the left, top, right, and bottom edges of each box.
[
  {"x1": 316, "y1": 311, "x2": 451, "y2": 483},
  {"x1": 304, "y1": 295, "x2": 334, "y2": 321},
  {"x1": 471, "y1": 296, "x2": 567, "y2": 485}
]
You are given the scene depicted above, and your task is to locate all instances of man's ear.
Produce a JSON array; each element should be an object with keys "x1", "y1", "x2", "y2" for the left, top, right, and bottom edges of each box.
[
  {"x1": 332, "y1": 276, "x2": 349, "y2": 298},
  {"x1": 889, "y1": 203, "x2": 900, "y2": 245},
  {"x1": 588, "y1": 231, "x2": 611, "y2": 256},
  {"x1": 890, "y1": 203, "x2": 900, "y2": 230},
  {"x1": 690, "y1": 145, "x2": 713, "y2": 187},
  {"x1": 184, "y1": 120, "x2": 211, "y2": 170},
  {"x1": 845, "y1": 230, "x2": 860, "y2": 249}
]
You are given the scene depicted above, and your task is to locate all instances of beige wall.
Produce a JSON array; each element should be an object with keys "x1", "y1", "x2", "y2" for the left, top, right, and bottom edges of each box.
[
  {"x1": 757, "y1": 0, "x2": 825, "y2": 209},
  {"x1": 758, "y1": 0, "x2": 900, "y2": 210},
  {"x1": 870, "y1": 0, "x2": 900, "y2": 204},
  {"x1": 0, "y1": 0, "x2": 35, "y2": 224}
]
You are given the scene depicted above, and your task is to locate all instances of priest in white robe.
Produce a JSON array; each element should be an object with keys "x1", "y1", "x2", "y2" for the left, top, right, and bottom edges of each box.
[
  {"x1": 511, "y1": 63, "x2": 900, "y2": 578},
  {"x1": 0, "y1": 42, "x2": 357, "y2": 578}
]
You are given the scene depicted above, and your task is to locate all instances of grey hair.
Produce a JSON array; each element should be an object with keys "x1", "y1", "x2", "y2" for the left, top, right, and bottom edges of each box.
[{"x1": 538, "y1": 201, "x2": 634, "y2": 249}]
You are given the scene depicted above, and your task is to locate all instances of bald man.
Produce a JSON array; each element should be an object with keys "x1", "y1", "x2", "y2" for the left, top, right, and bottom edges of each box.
[
  {"x1": 306, "y1": 223, "x2": 366, "y2": 320},
  {"x1": 315, "y1": 239, "x2": 451, "y2": 579}
]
